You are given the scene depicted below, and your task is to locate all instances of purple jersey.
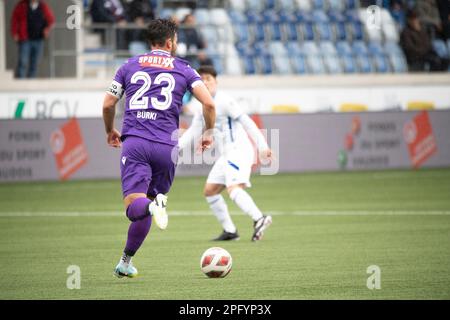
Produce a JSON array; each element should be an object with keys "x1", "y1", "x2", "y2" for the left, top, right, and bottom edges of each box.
[{"x1": 108, "y1": 49, "x2": 202, "y2": 146}]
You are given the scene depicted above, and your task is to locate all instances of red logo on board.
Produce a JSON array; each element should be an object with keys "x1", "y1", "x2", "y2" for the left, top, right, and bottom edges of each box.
[
  {"x1": 50, "y1": 118, "x2": 88, "y2": 180},
  {"x1": 403, "y1": 111, "x2": 437, "y2": 168}
]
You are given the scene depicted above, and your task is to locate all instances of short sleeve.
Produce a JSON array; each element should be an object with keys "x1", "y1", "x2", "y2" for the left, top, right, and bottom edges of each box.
[
  {"x1": 185, "y1": 64, "x2": 203, "y2": 93},
  {"x1": 106, "y1": 62, "x2": 128, "y2": 99}
]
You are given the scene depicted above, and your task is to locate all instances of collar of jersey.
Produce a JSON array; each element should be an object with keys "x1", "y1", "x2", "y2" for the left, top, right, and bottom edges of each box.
[{"x1": 150, "y1": 49, "x2": 171, "y2": 56}]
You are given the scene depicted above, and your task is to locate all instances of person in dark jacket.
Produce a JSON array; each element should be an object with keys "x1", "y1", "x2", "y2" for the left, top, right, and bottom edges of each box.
[
  {"x1": 400, "y1": 10, "x2": 449, "y2": 71},
  {"x1": 11, "y1": 0, "x2": 55, "y2": 78}
]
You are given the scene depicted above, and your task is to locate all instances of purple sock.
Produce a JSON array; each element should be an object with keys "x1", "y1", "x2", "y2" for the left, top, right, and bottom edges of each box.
[
  {"x1": 124, "y1": 215, "x2": 152, "y2": 256},
  {"x1": 126, "y1": 197, "x2": 151, "y2": 221}
]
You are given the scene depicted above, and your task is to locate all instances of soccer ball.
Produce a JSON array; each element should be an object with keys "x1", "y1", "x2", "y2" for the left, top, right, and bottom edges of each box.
[{"x1": 200, "y1": 247, "x2": 232, "y2": 278}]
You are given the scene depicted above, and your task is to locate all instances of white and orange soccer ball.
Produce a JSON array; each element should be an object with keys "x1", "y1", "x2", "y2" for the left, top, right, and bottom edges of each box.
[{"x1": 200, "y1": 247, "x2": 232, "y2": 278}]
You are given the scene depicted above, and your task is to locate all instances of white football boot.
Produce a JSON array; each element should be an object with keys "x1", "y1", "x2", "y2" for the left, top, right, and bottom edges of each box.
[{"x1": 149, "y1": 194, "x2": 168, "y2": 230}]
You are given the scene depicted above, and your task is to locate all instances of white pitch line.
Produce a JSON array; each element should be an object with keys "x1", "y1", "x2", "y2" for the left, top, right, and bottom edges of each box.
[{"x1": 0, "y1": 210, "x2": 449, "y2": 217}]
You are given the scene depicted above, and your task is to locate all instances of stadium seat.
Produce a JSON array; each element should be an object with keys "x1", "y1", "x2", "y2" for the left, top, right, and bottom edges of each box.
[
  {"x1": 129, "y1": 41, "x2": 148, "y2": 56},
  {"x1": 158, "y1": 8, "x2": 174, "y2": 19},
  {"x1": 328, "y1": 0, "x2": 345, "y2": 12},
  {"x1": 286, "y1": 41, "x2": 304, "y2": 57},
  {"x1": 290, "y1": 55, "x2": 308, "y2": 74},
  {"x1": 306, "y1": 55, "x2": 326, "y2": 74},
  {"x1": 302, "y1": 41, "x2": 320, "y2": 55},
  {"x1": 283, "y1": 22, "x2": 300, "y2": 41},
  {"x1": 174, "y1": 8, "x2": 191, "y2": 21},
  {"x1": 246, "y1": 0, "x2": 265, "y2": 12},
  {"x1": 229, "y1": 0, "x2": 246, "y2": 12},
  {"x1": 228, "y1": 10, "x2": 247, "y2": 24},
  {"x1": 311, "y1": 0, "x2": 326, "y2": 10},
  {"x1": 368, "y1": 41, "x2": 385, "y2": 56},
  {"x1": 389, "y1": 52, "x2": 408, "y2": 73},
  {"x1": 273, "y1": 55, "x2": 294, "y2": 75},
  {"x1": 300, "y1": 22, "x2": 316, "y2": 41},
  {"x1": 315, "y1": 22, "x2": 333, "y2": 41},
  {"x1": 241, "y1": 55, "x2": 257, "y2": 74},
  {"x1": 233, "y1": 23, "x2": 250, "y2": 43},
  {"x1": 253, "y1": 41, "x2": 271, "y2": 56},
  {"x1": 384, "y1": 41, "x2": 403, "y2": 56},
  {"x1": 372, "y1": 54, "x2": 391, "y2": 73},
  {"x1": 249, "y1": 23, "x2": 267, "y2": 42},
  {"x1": 246, "y1": 11, "x2": 262, "y2": 23},
  {"x1": 199, "y1": 26, "x2": 218, "y2": 46},
  {"x1": 278, "y1": 0, "x2": 296, "y2": 11},
  {"x1": 355, "y1": 54, "x2": 374, "y2": 73},
  {"x1": 347, "y1": 21, "x2": 364, "y2": 41},
  {"x1": 341, "y1": 55, "x2": 357, "y2": 73},
  {"x1": 432, "y1": 39, "x2": 449, "y2": 59},
  {"x1": 320, "y1": 41, "x2": 338, "y2": 56},
  {"x1": 269, "y1": 41, "x2": 289, "y2": 56},
  {"x1": 265, "y1": 0, "x2": 277, "y2": 10},
  {"x1": 235, "y1": 41, "x2": 254, "y2": 56},
  {"x1": 194, "y1": 9, "x2": 210, "y2": 26},
  {"x1": 382, "y1": 23, "x2": 399, "y2": 42},
  {"x1": 295, "y1": 0, "x2": 312, "y2": 12},
  {"x1": 333, "y1": 22, "x2": 348, "y2": 41},
  {"x1": 345, "y1": 0, "x2": 360, "y2": 10},
  {"x1": 224, "y1": 56, "x2": 244, "y2": 75},
  {"x1": 336, "y1": 41, "x2": 353, "y2": 56},
  {"x1": 312, "y1": 10, "x2": 329, "y2": 23},
  {"x1": 328, "y1": 11, "x2": 346, "y2": 23},
  {"x1": 210, "y1": 9, "x2": 231, "y2": 26},
  {"x1": 352, "y1": 41, "x2": 369, "y2": 56},
  {"x1": 323, "y1": 55, "x2": 343, "y2": 74},
  {"x1": 211, "y1": 56, "x2": 224, "y2": 74},
  {"x1": 256, "y1": 55, "x2": 274, "y2": 74}
]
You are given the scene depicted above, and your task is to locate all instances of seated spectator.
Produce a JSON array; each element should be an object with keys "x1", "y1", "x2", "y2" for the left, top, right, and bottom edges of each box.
[
  {"x1": 400, "y1": 10, "x2": 449, "y2": 71},
  {"x1": 390, "y1": 0, "x2": 407, "y2": 29},
  {"x1": 90, "y1": 0, "x2": 128, "y2": 50},
  {"x1": 180, "y1": 13, "x2": 206, "y2": 66},
  {"x1": 415, "y1": 0, "x2": 443, "y2": 37},
  {"x1": 122, "y1": 0, "x2": 155, "y2": 44}
]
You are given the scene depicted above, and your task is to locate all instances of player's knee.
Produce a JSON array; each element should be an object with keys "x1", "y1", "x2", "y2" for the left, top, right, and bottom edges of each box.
[
  {"x1": 227, "y1": 184, "x2": 245, "y2": 196},
  {"x1": 203, "y1": 184, "x2": 222, "y2": 197}
]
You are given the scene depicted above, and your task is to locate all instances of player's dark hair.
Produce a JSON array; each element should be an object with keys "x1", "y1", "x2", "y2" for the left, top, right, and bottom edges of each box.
[
  {"x1": 197, "y1": 65, "x2": 217, "y2": 78},
  {"x1": 146, "y1": 19, "x2": 178, "y2": 47}
]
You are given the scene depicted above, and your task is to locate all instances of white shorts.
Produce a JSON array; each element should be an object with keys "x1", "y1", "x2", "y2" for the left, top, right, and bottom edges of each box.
[{"x1": 206, "y1": 151, "x2": 254, "y2": 188}]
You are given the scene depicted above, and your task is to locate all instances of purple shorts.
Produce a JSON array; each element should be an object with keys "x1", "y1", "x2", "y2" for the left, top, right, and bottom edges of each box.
[{"x1": 120, "y1": 136, "x2": 178, "y2": 198}]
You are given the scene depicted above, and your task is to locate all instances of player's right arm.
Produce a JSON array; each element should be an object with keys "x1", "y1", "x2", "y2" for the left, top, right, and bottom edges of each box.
[{"x1": 192, "y1": 82, "x2": 216, "y2": 151}]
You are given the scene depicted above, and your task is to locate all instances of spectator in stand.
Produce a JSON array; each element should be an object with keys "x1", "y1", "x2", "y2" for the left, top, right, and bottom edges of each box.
[
  {"x1": 436, "y1": 0, "x2": 450, "y2": 40},
  {"x1": 122, "y1": 0, "x2": 155, "y2": 44},
  {"x1": 415, "y1": 0, "x2": 443, "y2": 37},
  {"x1": 90, "y1": 0, "x2": 128, "y2": 50},
  {"x1": 11, "y1": 0, "x2": 55, "y2": 78},
  {"x1": 401, "y1": 10, "x2": 449, "y2": 71},
  {"x1": 389, "y1": 0, "x2": 408, "y2": 29},
  {"x1": 180, "y1": 13, "x2": 206, "y2": 67}
]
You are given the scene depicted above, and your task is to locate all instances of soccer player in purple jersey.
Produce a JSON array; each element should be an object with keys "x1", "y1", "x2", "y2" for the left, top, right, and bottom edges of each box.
[{"x1": 102, "y1": 19, "x2": 216, "y2": 278}]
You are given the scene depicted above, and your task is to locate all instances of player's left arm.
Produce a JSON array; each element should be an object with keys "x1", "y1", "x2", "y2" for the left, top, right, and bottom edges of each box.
[
  {"x1": 237, "y1": 114, "x2": 273, "y2": 163},
  {"x1": 103, "y1": 79, "x2": 125, "y2": 148}
]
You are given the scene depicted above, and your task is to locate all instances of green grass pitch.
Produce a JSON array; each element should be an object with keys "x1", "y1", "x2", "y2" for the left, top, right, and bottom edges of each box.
[{"x1": 0, "y1": 168, "x2": 449, "y2": 300}]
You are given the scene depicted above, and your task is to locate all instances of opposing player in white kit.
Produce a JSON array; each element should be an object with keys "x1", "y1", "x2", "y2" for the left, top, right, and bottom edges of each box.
[{"x1": 179, "y1": 66, "x2": 273, "y2": 241}]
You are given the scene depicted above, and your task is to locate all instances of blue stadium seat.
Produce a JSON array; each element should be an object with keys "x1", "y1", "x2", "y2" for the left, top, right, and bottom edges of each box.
[
  {"x1": 341, "y1": 55, "x2": 357, "y2": 73},
  {"x1": 312, "y1": 10, "x2": 329, "y2": 23},
  {"x1": 345, "y1": 0, "x2": 360, "y2": 10},
  {"x1": 158, "y1": 8, "x2": 174, "y2": 19},
  {"x1": 211, "y1": 56, "x2": 224, "y2": 74},
  {"x1": 253, "y1": 41, "x2": 271, "y2": 56},
  {"x1": 241, "y1": 55, "x2": 257, "y2": 74},
  {"x1": 235, "y1": 41, "x2": 254, "y2": 56},
  {"x1": 286, "y1": 41, "x2": 304, "y2": 57},
  {"x1": 368, "y1": 42, "x2": 385, "y2": 56},
  {"x1": 291, "y1": 55, "x2": 308, "y2": 74},
  {"x1": 352, "y1": 41, "x2": 369, "y2": 56},
  {"x1": 284, "y1": 22, "x2": 300, "y2": 41},
  {"x1": 267, "y1": 23, "x2": 283, "y2": 41},
  {"x1": 302, "y1": 41, "x2": 320, "y2": 55},
  {"x1": 279, "y1": 10, "x2": 296, "y2": 24},
  {"x1": 333, "y1": 22, "x2": 348, "y2": 41},
  {"x1": 273, "y1": 55, "x2": 293, "y2": 74},
  {"x1": 384, "y1": 41, "x2": 403, "y2": 56},
  {"x1": 250, "y1": 23, "x2": 267, "y2": 42},
  {"x1": 336, "y1": 41, "x2": 353, "y2": 56},
  {"x1": 200, "y1": 27, "x2": 218, "y2": 46},
  {"x1": 432, "y1": 39, "x2": 449, "y2": 59},
  {"x1": 265, "y1": 0, "x2": 277, "y2": 10},
  {"x1": 372, "y1": 54, "x2": 391, "y2": 73},
  {"x1": 225, "y1": 56, "x2": 244, "y2": 75},
  {"x1": 301, "y1": 22, "x2": 316, "y2": 41},
  {"x1": 323, "y1": 55, "x2": 343, "y2": 74},
  {"x1": 320, "y1": 42, "x2": 337, "y2": 56},
  {"x1": 306, "y1": 55, "x2": 326, "y2": 74},
  {"x1": 261, "y1": 9, "x2": 278, "y2": 23},
  {"x1": 278, "y1": 0, "x2": 296, "y2": 11},
  {"x1": 269, "y1": 41, "x2": 288, "y2": 56},
  {"x1": 194, "y1": 9, "x2": 210, "y2": 26},
  {"x1": 315, "y1": 22, "x2": 333, "y2": 41},
  {"x1": 311, "y1": 0, "x2": 326, "y2": 10},
  {"x1": 328, "y1": 11, "x2": 346, "y2": 23},
  {"x1": 229, "y1": 0, "x2": 246, "y2": 12},
  {"x1": 233, "y1": 23, "x2": 250, "y2": 43},
  {"x1": 389, "y1": 52, "x2": 408, "y2": 73},
  {"x1": 348, "y1": 21, "x2": 364, "y2": 41},
  {"x1": 344, "y1": 10, "x2": 360, "y2": 22},
  {"x1": 246, "y1": 11, "x2": 262, "y2": 23},
  {"x1": 247, "y1": 0, "x2": 265, "y2": 12},
  {"x1": 328, "y1": 0, "x2": 345, "y2": 12},
  {"x1": 256, "y1": 55, "x2": 274, "y2": 74},
  {"x1": 295, "y1": 10, "x2": 313, "y2": 23},
  {"x1": 229, "y1": 10, "x2": 247, "y2": 24},
  {"x1": 295, "y1": 0, "x2": 312, "y2": 12},
  {"x1": 355, "y1": 54, "x2": 374, "y2": 73}
]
